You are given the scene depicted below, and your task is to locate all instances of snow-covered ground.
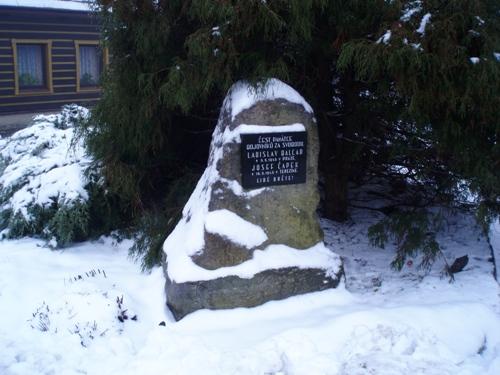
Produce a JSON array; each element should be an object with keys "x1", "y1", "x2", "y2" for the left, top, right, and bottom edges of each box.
[{"x1": 0, "y1": 209, "x2": 499, "y2": 375}]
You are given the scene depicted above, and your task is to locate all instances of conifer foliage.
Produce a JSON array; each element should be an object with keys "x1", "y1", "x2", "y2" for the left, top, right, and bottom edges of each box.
[
  {"x1": 339, "y1": 0, "x2": 500, "y2": 213},
  {"x1": 85, "y1": 0, "x2": 499, "y2": 268}
]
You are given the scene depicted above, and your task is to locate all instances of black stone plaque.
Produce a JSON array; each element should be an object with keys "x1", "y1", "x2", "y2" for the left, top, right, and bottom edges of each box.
[{"x1": 241, "y1": 131, "x2": 307, "y2": 189}]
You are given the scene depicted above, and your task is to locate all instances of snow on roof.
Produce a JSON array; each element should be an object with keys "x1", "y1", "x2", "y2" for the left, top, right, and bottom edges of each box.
[{"x1": 0, "y1": 0, "x2": 92, "y2": 11}]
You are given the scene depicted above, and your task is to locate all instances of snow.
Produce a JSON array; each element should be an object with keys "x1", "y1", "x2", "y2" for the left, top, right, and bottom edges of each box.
[
  {"x1": 218, "y1": 177, "x2": 266, "y2": 198},
  {"x1": 10, "y1": 163, "x2": 88, "y2": 215},
  {"x1": 400, "y1": 1, "x2": 422, "y2": 22},
  {"x1": 0, "y1": 106, "x2": 91, "y2": 219},
  {"x1": 238, "y1": 123, "x2": 305, "y2": 135},
  {"x1": 0, "y1": 0, "x2": 91, "y2": 11},
  {"x1": 163, "y1": 79, "x2": 332, "y2": 284},
  {"x1": 211, "y1": 26, "x2": 221, "y2": 37},
  {"x1": 170, "y1": 242, "x2": 339, "y2": 283},
  {"x1": 417, "y1": 13, "x2": 432, "y2": 35},
  {"x1": 1, "y1": 208, "x2": 499, "y2": 374},
  {"x1": 228, "y1": 79, "x2": 313, "y2": 121},
  {"x1": 377, "y1": 30, "x2": 392, "y2": 45},
  {"x1": 411, "y1": 42, "x2": 422, "y2": 50},
  {"x1": 205, "y1": 209, "x2": 268, "y2": 248}
]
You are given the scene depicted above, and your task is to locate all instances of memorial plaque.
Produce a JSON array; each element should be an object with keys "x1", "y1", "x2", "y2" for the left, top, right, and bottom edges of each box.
[{"x1": 241, "y1": 131, "x2": 307, "y2": 189}]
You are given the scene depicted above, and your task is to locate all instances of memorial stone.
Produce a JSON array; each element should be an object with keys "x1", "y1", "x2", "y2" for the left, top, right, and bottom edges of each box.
[{"x1": 162, "y1": 79, "x2": 343, "y2": 320}]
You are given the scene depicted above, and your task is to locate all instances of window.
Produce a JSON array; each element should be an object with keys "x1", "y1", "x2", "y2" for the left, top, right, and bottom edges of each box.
[
  {"x1": 75, "y1": 41, "x2": 107, "y2": 91},
  {"x1": 12, "y1": 39, "x2": 53, "y2": 95},
  {"x1": 79, "y1": 45, "x2": 101, "y2": 86},
  {"x1": 18, "y1": 45, "x2": 45, "y2": 88}
]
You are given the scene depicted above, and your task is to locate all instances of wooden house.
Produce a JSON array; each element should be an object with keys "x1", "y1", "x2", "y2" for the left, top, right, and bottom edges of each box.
[{"x1": 0, "y1": 1, "x2": 106, "y2": 115}]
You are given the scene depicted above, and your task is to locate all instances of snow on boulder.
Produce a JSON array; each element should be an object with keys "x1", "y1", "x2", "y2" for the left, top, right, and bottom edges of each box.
[
  {"x1": 228, "y1": 78, "x2": 313, "y2": 121},
  {"x1": 163, "y1": 79, "x2": 343, "y2": 320},
  {"x1": 204, "y1": 209, "x2": 268, "y2": 249}
]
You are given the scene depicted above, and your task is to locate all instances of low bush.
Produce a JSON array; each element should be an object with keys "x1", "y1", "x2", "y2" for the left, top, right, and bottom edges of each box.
[{"x1": 0, "y1": 105, "x2": 125, "y2": 247}]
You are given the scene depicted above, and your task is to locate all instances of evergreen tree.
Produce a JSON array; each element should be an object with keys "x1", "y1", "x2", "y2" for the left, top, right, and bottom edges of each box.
[
  {"x1": 85, "y1": 0, "x2": 499, "y2": 267},
  {"x1": 88, "y1": 0, "x2": 397, "y2": 217},
  {"x1": 337, "y1": 0, "x2": 500, "y2": 269},
  {"x1": 339, "y1": 0, "x2": 499, "y2": 211}
]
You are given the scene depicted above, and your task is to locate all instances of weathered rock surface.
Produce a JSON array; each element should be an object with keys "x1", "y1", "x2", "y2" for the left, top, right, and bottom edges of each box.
[
  {"x1": 163, "y1": 79, "x2": 343, "y2": 320},
  {"x1": 166, "y1": 266, "x2": 343, "y2": 321},
  {"x1": 193, "y1": 97, "x2": 322, "y2": 268}
]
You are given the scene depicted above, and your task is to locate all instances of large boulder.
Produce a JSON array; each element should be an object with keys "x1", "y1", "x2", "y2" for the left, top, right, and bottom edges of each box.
[{"x1": 163, "y1": 79, "x2": 343, "y2": 320}]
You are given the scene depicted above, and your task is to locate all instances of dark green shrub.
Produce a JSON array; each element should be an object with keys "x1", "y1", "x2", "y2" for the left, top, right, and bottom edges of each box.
[
  {"x1": 369, "y1": 209, "x2": 444, "y2": 271},
  {"x1": 130, "y1": 171, "x2": 199, "y2": 269}
]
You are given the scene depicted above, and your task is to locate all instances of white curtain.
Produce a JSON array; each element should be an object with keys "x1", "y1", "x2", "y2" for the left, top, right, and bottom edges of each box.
[
  {"x1": 17, "y1": 45, "x2": 44, "y2": 88},
  {"x1": 80, "y1": 46, "x2": 100, "y2": 86}
]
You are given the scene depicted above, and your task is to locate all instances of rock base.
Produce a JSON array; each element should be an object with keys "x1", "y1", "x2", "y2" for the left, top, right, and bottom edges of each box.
[{"x1": 165, "y1": 265, "x2": 344, "y2": 321}]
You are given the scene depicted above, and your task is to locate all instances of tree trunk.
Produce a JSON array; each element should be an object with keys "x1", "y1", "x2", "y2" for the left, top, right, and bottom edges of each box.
[
  {"x1": 324, "y1": 169, "x2": 349, "y2": 222},
  {"x1": 318, "y1": 72, "x2": 359, "y2": 222}
]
